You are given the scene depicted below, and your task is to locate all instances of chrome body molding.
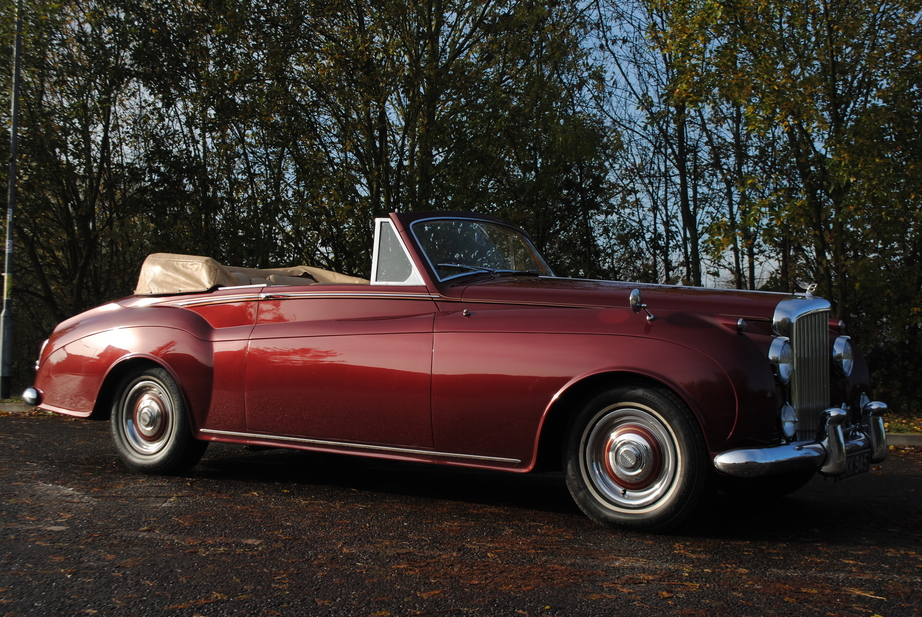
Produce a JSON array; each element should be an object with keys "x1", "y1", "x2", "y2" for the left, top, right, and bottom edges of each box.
[
  {"x1": 172, "y1": 293, "x2": 264, "y2": 307},
  {"x1": 172, "y1": 287, "x2": 637, "y2": 311},
  {"x1": 200, "y1": 429, "x2": 522, "y2": 465},
  {"x1": 258, "y1": 291, "x2": 441, "y2": 302},
  {"x1": 713, "y1": 399, "x2": 888, "y2": 478},
  {"x1": 172, "y1": 291, "x2": 441, "y2": 308}
]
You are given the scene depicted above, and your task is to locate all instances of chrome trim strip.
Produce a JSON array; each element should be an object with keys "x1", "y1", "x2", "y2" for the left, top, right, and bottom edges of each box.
[
  {"x1": 173, "y1": 293, "x2": 263, "y2": 307},
  {"x1": 200, "y1": 429, "x2": 522, "y2": 465},
  {"x1": 172, "y1": 288, "x2": 632, "y2": 311},
  {"x1": 258, "y1": 292, "x2": 439, "y2": 301},
  {"x1": 174, "y1": 292, "x2": 440, "y2": 307},
  {"x1": 432, "y1": 295, "x2": 617, "y2": 310}
]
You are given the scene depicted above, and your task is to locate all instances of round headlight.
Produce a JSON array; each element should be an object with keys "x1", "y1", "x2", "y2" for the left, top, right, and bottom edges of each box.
[
  {"x1": 769, "y1": 337, "x2": 794, "y2": 385},
  {"x1": 833, "y1": 336, "x2": 854, "y2": 377},
  {"x1": 780, "y1": 403, "x2": 798, "y2": 439}
]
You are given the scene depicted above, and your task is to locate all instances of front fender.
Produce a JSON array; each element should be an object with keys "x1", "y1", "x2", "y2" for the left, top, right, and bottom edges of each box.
[{"x1": 544, "y1": 335, "x2": 749, "y2": 456}]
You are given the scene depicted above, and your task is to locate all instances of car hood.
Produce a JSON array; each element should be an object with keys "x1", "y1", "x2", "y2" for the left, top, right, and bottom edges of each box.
[{"x1": 456, "y1": 276, "x2": 790, "y2": 321}]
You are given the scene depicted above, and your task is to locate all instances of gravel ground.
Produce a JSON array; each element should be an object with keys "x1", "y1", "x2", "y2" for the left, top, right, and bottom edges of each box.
[{"x1": 2, "y1": 412, "x2": 920, "y2": 616}]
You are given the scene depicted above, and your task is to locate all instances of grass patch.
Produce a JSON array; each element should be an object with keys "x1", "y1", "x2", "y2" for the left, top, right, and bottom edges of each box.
[{"x1": 885, "y1": 413, "x2": 922, "y2": 434}]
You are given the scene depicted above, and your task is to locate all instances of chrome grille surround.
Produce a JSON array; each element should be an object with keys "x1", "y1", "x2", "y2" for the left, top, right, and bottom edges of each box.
[{"x1": 773, "y1": 298, "x2": 832, "y2": 441}]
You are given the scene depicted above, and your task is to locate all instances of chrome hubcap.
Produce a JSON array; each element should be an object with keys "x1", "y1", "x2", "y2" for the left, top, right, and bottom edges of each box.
[
  {"x1": 584, "y1": 405, "x2": 678, "y2": 511},
  {"x1": 604, "y1": 423, "x2": 663, "y2": 489},
  {"x1": 136, "y1": 395, "x2": 164, "y2": 437},
  {"x1": 123, "y1": 379, "x2": 173, "y2": 455}
]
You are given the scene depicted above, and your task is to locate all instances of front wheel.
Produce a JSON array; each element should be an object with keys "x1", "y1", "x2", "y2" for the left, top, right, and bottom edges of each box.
[
  {"x1": 565, "y1": 385, "x2": 709, "y2": 532},
  {"x1": 110, "y1": 367, "x2": 207, "y2": 474}
]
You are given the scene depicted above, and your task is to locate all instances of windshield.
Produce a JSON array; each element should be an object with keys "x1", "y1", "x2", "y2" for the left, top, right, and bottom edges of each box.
[{"x1": 412, "y1": 219, "x2": 555, "y2": 281}]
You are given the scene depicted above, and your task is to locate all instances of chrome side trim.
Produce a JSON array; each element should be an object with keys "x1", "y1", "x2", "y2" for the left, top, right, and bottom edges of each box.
[
  {"x1": 200, "y1": 429, "x2": 522, "y2": 465},
  {"x1": 173, "y1": 293, "x2": 264, "y2": 307},
  {"x1": 433, "y1": 295, "x2": 617, "y2": 310},
  {"x1": 174, "y1": 291, "x2": 440, "y2": 307},
  {"x1": 173, "y1": 289, "x2": 624, "y2": 311},
  {"x1": 258, "y1": 290, "x2": 620, "y2": 311},
  {"x1": 258, "y1": 291, "x2": 439, "y2": 301}
]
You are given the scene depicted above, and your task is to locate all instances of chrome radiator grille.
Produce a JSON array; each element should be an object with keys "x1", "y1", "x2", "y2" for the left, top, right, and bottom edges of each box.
[{"x1": 774, "y1": 298, "x2": 831, "y2": 441}]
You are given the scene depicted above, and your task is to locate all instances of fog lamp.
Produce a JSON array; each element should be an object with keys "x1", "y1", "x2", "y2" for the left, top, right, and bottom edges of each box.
[{"x1": 780, "y1": 403, "x2": 798, "y2": 440}]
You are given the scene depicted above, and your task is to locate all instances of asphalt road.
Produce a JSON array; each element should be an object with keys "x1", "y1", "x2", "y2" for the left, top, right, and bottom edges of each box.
[{"x1": 2, "y1": 412, "x2": 920, "y2": 616}]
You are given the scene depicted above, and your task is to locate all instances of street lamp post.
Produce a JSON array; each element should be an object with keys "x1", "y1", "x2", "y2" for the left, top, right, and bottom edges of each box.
[{"x1": 2, "y1": 0, "x2": 24, "y2": 399}]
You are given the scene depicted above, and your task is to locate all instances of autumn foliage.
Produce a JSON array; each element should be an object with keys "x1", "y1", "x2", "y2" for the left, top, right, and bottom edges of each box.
[{"x1": 0, "y1": 0, "x2": 919, "y2": 412}]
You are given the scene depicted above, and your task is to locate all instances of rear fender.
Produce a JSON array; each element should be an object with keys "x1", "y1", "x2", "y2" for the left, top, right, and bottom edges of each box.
[{"x1": 35, "y1": 326, "x2": 214, "y2": 429}]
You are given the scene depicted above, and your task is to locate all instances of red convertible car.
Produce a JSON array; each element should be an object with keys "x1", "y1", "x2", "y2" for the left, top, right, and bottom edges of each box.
[{"x1": 23, "y1": 211, "x2": 888, "y2": 531}]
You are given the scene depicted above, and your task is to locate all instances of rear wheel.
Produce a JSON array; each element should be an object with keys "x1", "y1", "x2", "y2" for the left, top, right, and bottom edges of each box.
[
  {"x1": 565, "y1": 385, "x2": 709, "y2": 532},
  {"x1": 110, "y1": 367, "x2": 207, "y2": 474}
]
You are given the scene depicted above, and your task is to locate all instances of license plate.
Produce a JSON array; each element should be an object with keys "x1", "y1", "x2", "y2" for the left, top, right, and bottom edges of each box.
[{"x1": 838, "y1": 449, "x2": 871, "y2": 481}]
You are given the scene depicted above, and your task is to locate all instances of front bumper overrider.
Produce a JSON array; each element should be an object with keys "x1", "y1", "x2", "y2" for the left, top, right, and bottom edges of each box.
[{"x1": 713, "y1": 400, "x2": 888, "y2": 478}]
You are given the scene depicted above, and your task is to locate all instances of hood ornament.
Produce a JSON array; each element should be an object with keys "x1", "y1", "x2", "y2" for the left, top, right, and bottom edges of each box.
[
  {"x1": 804, "y1": 283, "x2": 818, "y2": 299},
  {"x1": 629, "y1": 289, "x2": 656, "y2": 322}
]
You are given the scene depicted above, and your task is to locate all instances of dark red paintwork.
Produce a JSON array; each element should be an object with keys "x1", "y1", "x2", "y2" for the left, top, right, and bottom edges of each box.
[{"x1": 30, "y1": 212, "x2": 873, "y2": 474}]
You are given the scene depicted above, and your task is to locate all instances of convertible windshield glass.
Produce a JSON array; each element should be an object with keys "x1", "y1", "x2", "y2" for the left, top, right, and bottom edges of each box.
[{"x1": 412, "y1": 219, "x2": 554, "y2": 281}]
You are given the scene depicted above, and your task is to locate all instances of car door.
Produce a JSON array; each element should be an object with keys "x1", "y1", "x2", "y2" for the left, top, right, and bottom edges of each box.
[{"x1": 244, "y1": 285, "x2": 437, "y2": 448}]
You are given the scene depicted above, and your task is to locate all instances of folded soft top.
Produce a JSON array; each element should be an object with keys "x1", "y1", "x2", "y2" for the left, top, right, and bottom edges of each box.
[{"x1": 135, "y1": 253, "x2": 369, "y2": 295}]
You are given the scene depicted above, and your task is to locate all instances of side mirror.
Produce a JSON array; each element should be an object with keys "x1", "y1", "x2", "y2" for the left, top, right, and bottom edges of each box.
[{"x1": 629, "y1": 289, "x2": 655, "y2": 322}]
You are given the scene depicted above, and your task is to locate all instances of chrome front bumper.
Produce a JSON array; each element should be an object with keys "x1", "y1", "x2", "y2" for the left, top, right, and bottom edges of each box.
[{"x1": 713, "y1": 400, "x2": 888, "y2": 479}]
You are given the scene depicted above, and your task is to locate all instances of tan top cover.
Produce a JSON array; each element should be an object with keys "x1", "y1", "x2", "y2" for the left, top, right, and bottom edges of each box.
[
  {"x1": 135, "y1": 253, "x2": 237, "y2": 295},
  {"x1": 222, "y1": 264, "x2": 369, "y2": 286},
  {"x1": 135, "y1": 253, "x2": 368, "y2": 295}
]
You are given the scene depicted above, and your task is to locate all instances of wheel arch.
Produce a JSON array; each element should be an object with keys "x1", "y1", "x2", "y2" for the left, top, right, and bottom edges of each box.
[
  {"x1": 534, "y1": 370, "x2": 711, "y2": 473},
  {"x1": 91, "y1": 356, "x2": 192, "y2": 422},
  {"x1": 107, "y1": 361, "x2": 209, "y2": 474}
]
